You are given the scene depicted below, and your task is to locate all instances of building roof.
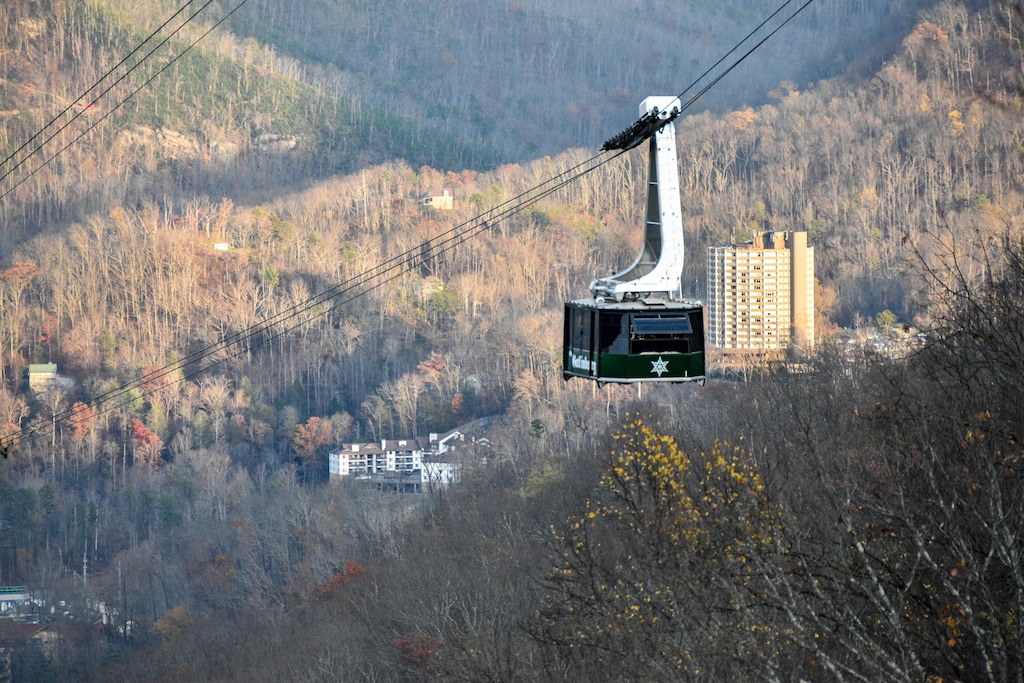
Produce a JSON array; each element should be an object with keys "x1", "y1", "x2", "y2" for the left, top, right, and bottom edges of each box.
[
  {"x1": 0, "y1": 622, "x2": 47, "y2": 642},
  {"x1": 381, "y1": 437, "x2": 430, "y2": 452},
  {"x1": 429, "y1": 428, "x2": 462, "y2": 443},
  {"x1": 337, "y1": 430, "x2": 468, "y2": 459},
  {"x1": 48, "y1": 619, "x2": 109, "y2": 641},
  {"x1": 337, "y1": 443, "x2": 385, "y2": 456},
  {"x1": 28, "y1": 363, "x2": 58, "y2": 374},
  {"x1": 0, "y1": 619, "x2": 110, "y2": 642}
]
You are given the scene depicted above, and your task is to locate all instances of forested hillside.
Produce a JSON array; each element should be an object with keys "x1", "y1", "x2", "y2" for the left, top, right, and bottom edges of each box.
[
  {"x1": 0, "y1": 0, "x2": 495, "y2": 250},
  {"x1": 224, "y1": 0, "x2": 951, "y2": 157},
  {"x1": 0, "y1": 0, "x2": 961, "y2": 246},
  {"x1": 1, "y1": 0, "x2": 1024, "y2": 680}
]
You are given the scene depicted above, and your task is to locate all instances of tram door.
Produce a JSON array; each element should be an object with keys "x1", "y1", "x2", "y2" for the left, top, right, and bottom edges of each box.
[{"x1": 563, "y1": 304, "x2": 597, "y2": 379}]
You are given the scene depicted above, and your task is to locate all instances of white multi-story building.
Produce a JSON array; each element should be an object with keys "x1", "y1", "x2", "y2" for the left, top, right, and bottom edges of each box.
[
  {"x1": 707, "y1": 231, "x2": 814, "y2": 355},
  {"x1": 328, "y1": 430, "x2": 462, "y2": 488}
]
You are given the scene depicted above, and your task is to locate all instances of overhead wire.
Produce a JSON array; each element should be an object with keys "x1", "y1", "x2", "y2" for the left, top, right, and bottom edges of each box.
[
  {"x1": 0, "y1": 0, "x2": 216, "y2": 187},
  {"x1": 6, "y1": 149, "x2": 615, "y2": 447},
  {"x1": 603, "y1": 0, "x2": 814, "y2": 152},
  {"x1": 0, "y1": 0, "x2": 251, "y2": 202},
  {"x1": 674, "y1": 0, "x2": 815, "y2": 115},
  {"x1": 0, "y1": 0, "x2": 813, "y2": 454}
]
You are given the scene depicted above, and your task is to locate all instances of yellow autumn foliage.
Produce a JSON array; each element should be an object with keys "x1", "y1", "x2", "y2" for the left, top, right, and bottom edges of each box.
[{"x1": 540, "y1": 417, "x2": 787, "y2": 677}]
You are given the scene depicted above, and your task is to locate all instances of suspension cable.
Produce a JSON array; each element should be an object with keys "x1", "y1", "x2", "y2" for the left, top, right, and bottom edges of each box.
[
  {"x1": 0, "y1": 0, "x2": 214, "y2": 183},
  {"x1": 0, "y1": 0, "x2": 251, "y2": 202}
]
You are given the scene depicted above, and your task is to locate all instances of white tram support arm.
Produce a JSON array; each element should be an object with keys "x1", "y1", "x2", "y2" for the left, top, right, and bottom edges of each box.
[{"x1": 590, "y1": 96, "x2": 685, "y2": 302}]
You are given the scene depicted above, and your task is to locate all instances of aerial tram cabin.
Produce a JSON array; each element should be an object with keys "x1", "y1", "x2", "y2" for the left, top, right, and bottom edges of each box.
[{"x1": 563, "y1": 97, "x2": 705, "y2": 385}]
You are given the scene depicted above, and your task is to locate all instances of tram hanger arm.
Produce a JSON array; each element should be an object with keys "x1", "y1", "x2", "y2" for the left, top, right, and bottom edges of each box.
[{"x1": 600, "y1": 105, "x2": 680, "y2": 152}]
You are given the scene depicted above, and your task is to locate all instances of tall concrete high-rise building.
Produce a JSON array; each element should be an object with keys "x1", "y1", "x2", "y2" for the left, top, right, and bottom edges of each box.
[{"x1": 706, "y1": 231, "x2": 814, "y2": 355}]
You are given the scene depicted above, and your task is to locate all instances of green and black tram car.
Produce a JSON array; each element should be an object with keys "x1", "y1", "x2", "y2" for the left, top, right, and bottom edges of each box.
[{"x1": 563, "y1": 299, "x2": 705, "y2": 384}]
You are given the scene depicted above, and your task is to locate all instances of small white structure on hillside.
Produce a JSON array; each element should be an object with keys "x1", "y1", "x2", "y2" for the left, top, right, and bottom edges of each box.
[
  {"x1": 28, "y1": 363, "x2": 76, "y2": 393},
  {"x1": 422, "y1": 189, "x2": 454, "y2": 211}
]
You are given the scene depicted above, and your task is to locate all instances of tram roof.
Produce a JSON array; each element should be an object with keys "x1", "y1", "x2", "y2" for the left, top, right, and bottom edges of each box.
[{"x1": 566, "y1": 298, "x2": 704, "y2": 311}]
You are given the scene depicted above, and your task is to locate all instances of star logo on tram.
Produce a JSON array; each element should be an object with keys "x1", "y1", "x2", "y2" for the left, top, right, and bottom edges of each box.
[{"x1": 651, "y1": 356, "x2": 670, "y2": 377}]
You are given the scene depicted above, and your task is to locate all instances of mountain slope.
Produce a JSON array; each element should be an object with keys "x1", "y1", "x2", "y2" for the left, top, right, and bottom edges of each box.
[
  {"x1": 0, "y1": 0, "x2": 499, "y2": 246},
  {"x1": 224, "y1": 0, "x2": 969, "y2": 158}
]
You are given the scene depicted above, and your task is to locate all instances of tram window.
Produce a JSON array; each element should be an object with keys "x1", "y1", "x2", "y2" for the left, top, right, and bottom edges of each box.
[
  {"x1": 599, "y1": 311, "x2": 629, "y2": 354},
  {"x1": 630, "y1": 312, "x2": 694, "y2": 355},
  {"x1": 633, "y1": 336, "x2": 691, "y2": 354},
  {"x1": 570, "y1": 308, "x2": 591, "y2": 349},
  {"x1": 631, "y1": 315, "x2": 693, "y2": 335}
]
